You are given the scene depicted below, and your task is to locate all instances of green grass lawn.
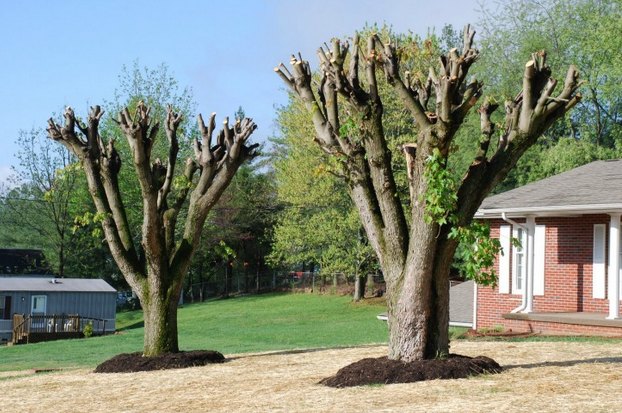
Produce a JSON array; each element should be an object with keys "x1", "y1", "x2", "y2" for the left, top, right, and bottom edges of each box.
[{"x1": 0, "y1": 293, "x2": 389, "y2": 372}]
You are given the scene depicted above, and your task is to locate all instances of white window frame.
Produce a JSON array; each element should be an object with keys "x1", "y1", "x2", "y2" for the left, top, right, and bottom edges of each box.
[
  {"x1": 512, "y1": 227, "x2": 526, "y2": 295},
  {"x1": 31, "y1": 295, "x2": 47, "y2": 316}
]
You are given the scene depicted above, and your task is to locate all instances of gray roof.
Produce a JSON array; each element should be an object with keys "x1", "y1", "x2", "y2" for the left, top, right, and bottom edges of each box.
[
  {"x1": 477, "y1": 159, "x2": 622, "y2": 218},
  {"x1": 0, "y1": 277, "x2": 116, "y2": 293}
]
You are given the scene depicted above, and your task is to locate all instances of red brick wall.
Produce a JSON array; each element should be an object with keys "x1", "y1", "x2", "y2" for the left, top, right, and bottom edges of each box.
[
  {"x1": 498, "y1": 318, "x2": 622, "y2": 337},
  {"x1": 476, "y1": 215, "x2": 622, "y2": 334}
]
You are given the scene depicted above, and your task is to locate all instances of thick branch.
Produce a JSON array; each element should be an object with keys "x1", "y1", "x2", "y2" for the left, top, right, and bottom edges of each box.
[
  {"x1": 456, "y1": 56, "x2": 581, "y2": 227},
  {"x1": 274, "y1": 58, "x2": 338, "y2": 150},
  {"x1": 171, "y1": 114, "x2": 257, "y2": 280},
  {"x1": 475, "y1": 98, "x2": 499, "y2": 162},
  {"x1": 47, "y1": 107, "x2": 143, "y2": 291},
  {"x1": 376, "y1": 37, "x2": 431, "y2": 128},
  {"x1": 158, "y1": 105, "x2": 182, "y2": 211}
]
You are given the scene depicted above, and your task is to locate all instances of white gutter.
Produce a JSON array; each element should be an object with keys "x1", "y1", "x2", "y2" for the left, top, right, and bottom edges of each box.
[
  {"x1": 501, "y1": 212, "x2": 534, "y2": 314},
  {"x1": 476, "y1": 203, "x2": 622, "y2": 218},
  {"x1": 524, "y1": 216, "x2": 536, "y2": 313}
]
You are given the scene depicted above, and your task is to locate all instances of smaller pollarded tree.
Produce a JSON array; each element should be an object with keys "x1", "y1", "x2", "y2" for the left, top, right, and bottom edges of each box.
[{"x1": 47, "y1": 102, "x2": 257, "y2": 356}]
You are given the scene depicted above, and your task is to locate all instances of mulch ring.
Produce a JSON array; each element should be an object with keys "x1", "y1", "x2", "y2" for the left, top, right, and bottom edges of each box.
[
  {"x1": 320, "y1": 354, "x2": 502, "y2": 387},
  {"x1": 94, "y1": 350, "x2": 225, "y2": 373}
]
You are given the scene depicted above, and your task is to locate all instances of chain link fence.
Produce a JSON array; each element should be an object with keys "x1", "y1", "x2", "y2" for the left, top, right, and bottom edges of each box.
[{"x1": 182, "y1": 270, "x2": 385, "y2": 303}]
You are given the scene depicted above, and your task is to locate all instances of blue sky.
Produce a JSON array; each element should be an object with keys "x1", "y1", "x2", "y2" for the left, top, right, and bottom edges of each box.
[{"x1": 0, "y1": 0, "x2": 484, "y2": 183}]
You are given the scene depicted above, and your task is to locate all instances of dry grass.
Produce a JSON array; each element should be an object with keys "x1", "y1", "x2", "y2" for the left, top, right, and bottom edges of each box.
[{"x1": 2, "y1": 341, "x2": 622, "y2": 412}]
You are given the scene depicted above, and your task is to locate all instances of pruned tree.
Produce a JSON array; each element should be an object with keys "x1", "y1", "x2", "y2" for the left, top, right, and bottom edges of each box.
[
  {"x1": 275, "y1": 25, "x2": 580, "y2": 361},
  {"x1": 47, "y1": 102, "x2": 258, "y2": 355}
]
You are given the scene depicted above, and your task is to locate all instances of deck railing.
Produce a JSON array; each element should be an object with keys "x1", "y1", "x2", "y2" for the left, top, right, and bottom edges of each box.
[{"x1": 11, "y1": 314, "x2": 110, "y2": 344}]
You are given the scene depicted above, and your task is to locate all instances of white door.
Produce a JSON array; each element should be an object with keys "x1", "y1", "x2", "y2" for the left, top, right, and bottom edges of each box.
[{"x1": 31, "y1": 295, "x2": 47, "y2": 316}]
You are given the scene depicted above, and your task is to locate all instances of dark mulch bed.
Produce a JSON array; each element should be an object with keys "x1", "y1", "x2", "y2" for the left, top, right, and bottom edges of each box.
[
  {"x1": 464, "y1": 330, "x2": 537, "y2": 339},
  {"x1": 320, "y1": 354, "x2": 502, "y2": 387},
  {"x1": 94, "y1": 350, "x2": 225, "y2": 373}
]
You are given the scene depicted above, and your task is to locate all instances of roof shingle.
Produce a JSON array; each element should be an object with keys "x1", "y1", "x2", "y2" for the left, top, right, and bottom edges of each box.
[{"x1": 478, "y1": 159, "x2": 622, "y2": 216}]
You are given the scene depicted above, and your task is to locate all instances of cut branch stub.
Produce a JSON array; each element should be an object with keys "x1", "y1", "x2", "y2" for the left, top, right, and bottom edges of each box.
[
  {"x1": 476, "y1": 98, "x2": 500, "y2": 161},
  {"x1": 274, "y1": 55, "x2": 340, "y2": 149},
  {"x1": 509, "y1": 52, "x2": 582, "y2": 138},
  {"x1": 193, "y1": 113, "x2": 258, "y2": 169}
]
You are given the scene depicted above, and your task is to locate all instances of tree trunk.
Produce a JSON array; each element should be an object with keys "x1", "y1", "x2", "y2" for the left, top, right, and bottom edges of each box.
[
  {"x1": 384, "y1": 214, "x2": 448, "y2": 361},
  {"x1": 58, "y1": 241, "x2": 65, "y2": 277},
  {"x1": 353, "y1": 274, "x2": 366, "y2": 301},
  {"x1": 142, "y1": 290, "x2": 180, "y2": 356}
]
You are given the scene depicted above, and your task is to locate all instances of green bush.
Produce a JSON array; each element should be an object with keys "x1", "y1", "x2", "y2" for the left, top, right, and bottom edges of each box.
[{"x1": 83, "y1": 321, "x2": 94, "y2": 338}]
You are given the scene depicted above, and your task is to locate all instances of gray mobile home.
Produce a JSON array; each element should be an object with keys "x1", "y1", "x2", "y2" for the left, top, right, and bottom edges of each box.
[{"x1": 0, "y1": 277, "x2": 116, "y2": 344}]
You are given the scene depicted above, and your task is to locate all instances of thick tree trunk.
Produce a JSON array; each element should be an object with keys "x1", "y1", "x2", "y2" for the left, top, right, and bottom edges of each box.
[
  {"x1": 142, "y1": 294, "x2": 179, "y2": 356},
  {"x1": 140, "y1": 264, "x2": 186, "y2": 356},
  {"x1": 384, "y1": 203, "x2": 452, "y2": 361},
  {"x1": 385, "y1": 264, "x2": 451, "y2": 361}
]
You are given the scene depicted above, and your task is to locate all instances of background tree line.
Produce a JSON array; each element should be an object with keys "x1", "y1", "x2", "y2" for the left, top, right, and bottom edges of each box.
[{"x1": 0, "y1": 0, "x2": 620, "y2": 299}]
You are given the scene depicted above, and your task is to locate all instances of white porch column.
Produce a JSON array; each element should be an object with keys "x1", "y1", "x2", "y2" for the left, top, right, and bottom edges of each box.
[
  {"x1": 524, "y1": 215, "x2": 536, "y2": 313},
  {"x1": 608, "y1": 213, "x2": 620, "y2": 319}
]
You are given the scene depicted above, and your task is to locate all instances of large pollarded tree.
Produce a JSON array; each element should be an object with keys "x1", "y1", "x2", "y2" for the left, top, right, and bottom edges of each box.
[
  {"x1": 47, "y1": 102, "x2": 257, "y2": 355},
  {"x1": 276, "y1": 26, "x2": 580, "y2": 361}
]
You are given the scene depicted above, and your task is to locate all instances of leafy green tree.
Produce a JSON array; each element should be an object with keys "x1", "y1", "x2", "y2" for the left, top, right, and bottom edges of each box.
[
  {"x1": 100, "y1": 62, "x2": 198, "y2": 234},
  {"x1": 276, "y1": 25, "x2": 580, "y2": 361},
  {"x1": 476, "y1": 0, "x2": 622, "y2": 189},
  {"x1": 0, "y1": 128, "x2": 82, "y2": 276},
  {"x1": 269, "y1": 96, "x2": 376, "y2": 299}
]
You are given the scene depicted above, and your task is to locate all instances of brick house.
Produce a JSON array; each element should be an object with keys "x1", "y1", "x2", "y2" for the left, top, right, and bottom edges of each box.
[{"x1": 474, "y1": 159, "x2": 622, "y2": 336}]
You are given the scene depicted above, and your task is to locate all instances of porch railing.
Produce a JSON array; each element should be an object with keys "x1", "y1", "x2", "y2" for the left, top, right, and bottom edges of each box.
[{"x1": 12, "y1": 314, "x2": 110, "y2": 344}]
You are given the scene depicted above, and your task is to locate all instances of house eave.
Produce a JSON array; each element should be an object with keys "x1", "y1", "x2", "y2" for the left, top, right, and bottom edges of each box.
[{"x1": 475, "y1": 203, "x2": 622, "y2": 219}]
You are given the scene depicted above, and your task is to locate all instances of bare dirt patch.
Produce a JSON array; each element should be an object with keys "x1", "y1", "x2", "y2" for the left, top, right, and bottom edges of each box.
[{"x1": 94, "y1": 350, "x2": 225, "y2": 373}]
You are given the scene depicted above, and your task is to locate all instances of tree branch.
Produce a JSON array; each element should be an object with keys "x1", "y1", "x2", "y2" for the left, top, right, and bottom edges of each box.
[
  {"x1": 47, "y1": 107, "x2": 143, "y2": 290},
  {"x1": 274, "y1": 58, "x2": 338, "y2": 149},
  {"x1": 158, "y1": 105, "x2": 182, "y2": 211},
  {"x1": 476, "y1": 98, "x2": 499, "y2": 162},
  {"x1": 376, "y1": 37, "x2": 431, "y2": 128},
  {"x1": 455, "y1": 54, "x2": 581, "y2": 227}
]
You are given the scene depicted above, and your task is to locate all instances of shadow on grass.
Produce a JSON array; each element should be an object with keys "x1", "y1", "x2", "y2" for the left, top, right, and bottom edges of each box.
[
  {"x1": 227, "y1": 344, "x2": 385, "y2": 361},
  {"x1": 118, "y1": 321, "x2": 144, "y2": 331},
  {"x1": 505, "y1": 356, "x2": 622, "y2": 370}
]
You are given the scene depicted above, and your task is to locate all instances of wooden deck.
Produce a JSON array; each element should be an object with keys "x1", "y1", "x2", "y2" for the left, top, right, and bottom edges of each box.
[
  {"x1": 11, "y1": 314, "x2": 109, "y2": 345},
  {"x1": 503, "y1": 312, "x2": 622, "y2": 328}
]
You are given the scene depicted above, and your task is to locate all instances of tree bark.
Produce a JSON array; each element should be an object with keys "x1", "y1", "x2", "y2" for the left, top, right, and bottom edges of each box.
[
  {"x1": 142, "y1": 284, "x2": 180, "y2": 355},
  {"x1": 353, "y1": 274, "x2": 366, "y2": 301}
]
